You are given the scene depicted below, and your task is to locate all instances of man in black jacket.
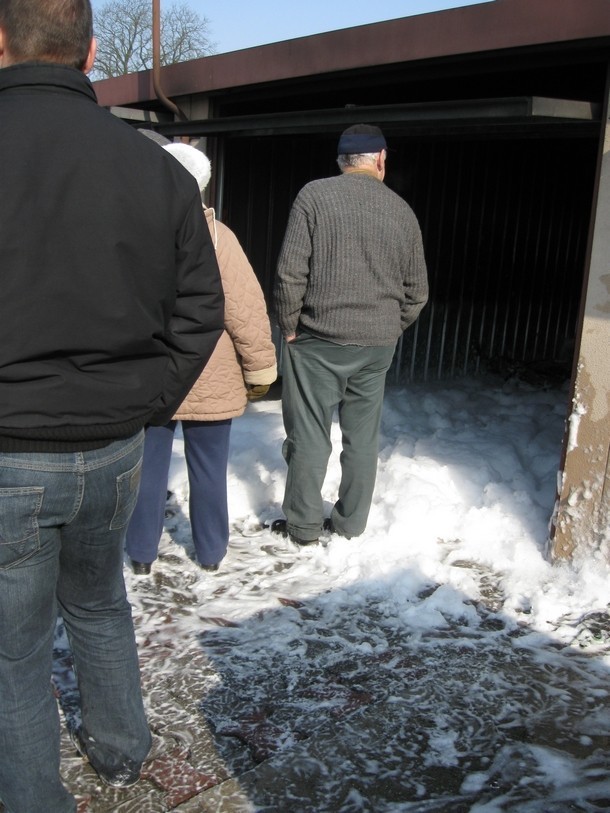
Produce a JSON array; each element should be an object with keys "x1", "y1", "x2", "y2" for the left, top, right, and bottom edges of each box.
[{"x1": 0, "y1": 2, "x2": 224, "y2": 811}]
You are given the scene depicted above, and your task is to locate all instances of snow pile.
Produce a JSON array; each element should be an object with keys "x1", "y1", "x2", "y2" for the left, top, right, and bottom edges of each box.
[{"x1": 160, "y1": 376, "x2": 608, "y2": 646}]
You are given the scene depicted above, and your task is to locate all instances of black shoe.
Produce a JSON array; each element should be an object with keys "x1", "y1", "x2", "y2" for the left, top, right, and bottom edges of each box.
[
  {"x1": 70, "y1": 727, "x2": 142, "y2": 788},
  {"x1": 130, "y1": 559, "x2": 151, "y2": 575},
  {"x1": 270, "y1": 518, "x2": 318, "y2": 546},
  {"x1": 199, "y1": 562, "x2": 219, "y2": 572},
  {"x1": 270, "y1": 518, "x2": 289, "y2": 536}
]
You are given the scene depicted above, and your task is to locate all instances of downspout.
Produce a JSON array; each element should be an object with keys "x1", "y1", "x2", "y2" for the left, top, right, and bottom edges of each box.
[{"x1": 152, "y1": 0, "x2": 187, "y2": 122}]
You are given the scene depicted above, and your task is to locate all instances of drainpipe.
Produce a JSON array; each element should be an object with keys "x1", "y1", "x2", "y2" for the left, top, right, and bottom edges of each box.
[{"x1": 152, "y1": 0, "x2": 187, "y2": 122}]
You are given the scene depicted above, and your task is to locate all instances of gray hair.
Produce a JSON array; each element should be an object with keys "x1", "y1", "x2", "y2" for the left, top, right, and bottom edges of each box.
[{"x1": 336, "y1": 152, "x2": 381, "y2": 171}]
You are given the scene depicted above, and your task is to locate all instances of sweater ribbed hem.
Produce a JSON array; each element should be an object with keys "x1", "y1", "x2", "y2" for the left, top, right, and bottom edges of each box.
[{"x1": 0, "y1": 417, "x2": 146, "y2": 453}]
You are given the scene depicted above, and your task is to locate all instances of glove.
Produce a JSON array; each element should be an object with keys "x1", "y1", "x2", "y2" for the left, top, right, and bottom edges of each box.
[{"x1": 246, "y1": 384, "x2": 270, "y2": 401}]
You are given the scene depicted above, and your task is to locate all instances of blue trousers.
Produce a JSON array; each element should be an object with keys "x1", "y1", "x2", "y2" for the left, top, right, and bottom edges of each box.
[
  {"x1": 0, "y1": 433, "x2": 151, "y2": 813},
  {"x1": 281, "y1": 334, "x2": 395, "y2": 542},
  {"x1": 125, "y1": 420, "x2": 231, "y2": 568}
]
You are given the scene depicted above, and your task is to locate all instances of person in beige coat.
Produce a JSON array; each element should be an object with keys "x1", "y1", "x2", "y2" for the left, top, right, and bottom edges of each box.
[{"x1": 126, "y1": 143, "x2": 277, "y2": 574}]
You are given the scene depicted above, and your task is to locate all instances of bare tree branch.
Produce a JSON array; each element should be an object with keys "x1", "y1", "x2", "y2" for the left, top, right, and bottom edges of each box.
[{"x1": 91, "y1": 0, "x2": 216, "y2": 80}]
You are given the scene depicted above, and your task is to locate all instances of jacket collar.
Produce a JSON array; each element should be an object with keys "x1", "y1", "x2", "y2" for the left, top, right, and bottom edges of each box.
[{"x1": 0, "y1": 61, "x2": 97, "y2": 103}]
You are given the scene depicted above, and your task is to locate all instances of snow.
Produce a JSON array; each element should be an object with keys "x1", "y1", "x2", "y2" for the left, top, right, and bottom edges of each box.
[
  {"x1": 165, "y1": 375, "x2": 609, "y2": 642},
  {"x1": 53, "y1": 374, "x2": 610, "y2": 811}
]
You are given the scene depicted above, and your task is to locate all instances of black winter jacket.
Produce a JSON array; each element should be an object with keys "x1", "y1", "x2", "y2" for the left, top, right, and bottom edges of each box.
[{"x1": 0, "y1": 63, "x2": 224, "y2": 451}]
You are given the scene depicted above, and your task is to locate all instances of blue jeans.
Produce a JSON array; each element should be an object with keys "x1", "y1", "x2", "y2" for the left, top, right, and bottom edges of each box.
[
  {"x1": 0, "y1": 433, "x2": 151, "y2": 813},
  {"x1": 126, "y1": 420, "x2": 231, "y2": 568}
]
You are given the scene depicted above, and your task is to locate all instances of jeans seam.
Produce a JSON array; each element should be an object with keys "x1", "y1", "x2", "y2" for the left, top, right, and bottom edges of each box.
[{"x1": 64, "y1": 471, "x2": 85, "y2": 526}]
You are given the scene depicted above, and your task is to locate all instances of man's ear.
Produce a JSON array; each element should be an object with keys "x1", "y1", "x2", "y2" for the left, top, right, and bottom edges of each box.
[
  {"x1": 82, "y1": 37, "x2": 97, "y2": 74},
  {"x1": 0, "y1": 27, "x2": 6, "y2": 67},
  {"x1": 376, "y1": 149, "x2": 386, "y2": 180}
]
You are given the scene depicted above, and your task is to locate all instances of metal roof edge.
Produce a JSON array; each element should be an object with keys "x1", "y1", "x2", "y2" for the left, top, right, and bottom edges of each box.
[{"x1": 93, "y1": 0, "x2": 610, "y2": 108}]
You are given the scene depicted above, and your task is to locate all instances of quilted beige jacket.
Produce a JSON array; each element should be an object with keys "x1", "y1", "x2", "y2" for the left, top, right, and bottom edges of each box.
[{"x1": 174, "y1": 208, "x2": 277, "y2": 421}]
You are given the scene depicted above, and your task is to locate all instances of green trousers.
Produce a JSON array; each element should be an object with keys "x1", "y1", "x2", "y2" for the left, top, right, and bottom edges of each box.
[{"x1": 281, "y1": 333, "x2": 395, "y2": 541}]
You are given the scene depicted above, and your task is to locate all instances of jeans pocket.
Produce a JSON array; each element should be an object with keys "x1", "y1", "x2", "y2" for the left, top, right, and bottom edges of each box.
[
  {"x1": 110, "y1": 458, "x2": 142, "y2": 530},
  {"x1": 0, "y1": 487, "x2": 44, "y2": 570}
]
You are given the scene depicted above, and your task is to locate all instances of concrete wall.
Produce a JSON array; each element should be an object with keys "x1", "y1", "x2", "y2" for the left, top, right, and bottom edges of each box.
[{"x1": 551, "y1": 83, "x2": 610, "y2": 560}]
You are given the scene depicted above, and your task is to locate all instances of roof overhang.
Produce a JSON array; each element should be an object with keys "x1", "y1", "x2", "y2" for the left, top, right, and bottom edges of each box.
[
  {"x1": 114, "y1": 97, "x2": 600, "y2": 140},
  {"x1": 93, "y1": 0, "x2": 610, "y2": 109}
]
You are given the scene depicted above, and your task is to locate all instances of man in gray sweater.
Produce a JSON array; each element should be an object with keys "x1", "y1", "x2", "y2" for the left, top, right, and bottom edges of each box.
[{"x1": 273, "y1": 124, "x2": 428, "y2": 545}]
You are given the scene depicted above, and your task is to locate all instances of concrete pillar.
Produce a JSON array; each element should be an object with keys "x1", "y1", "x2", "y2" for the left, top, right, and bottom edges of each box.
[{"x1": 551, "y1": 79, "x2": 610, "y2": 560}]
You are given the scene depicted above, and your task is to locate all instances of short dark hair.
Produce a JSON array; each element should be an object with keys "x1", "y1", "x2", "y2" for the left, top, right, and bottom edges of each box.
[{"x1": 0, "y1": 0, "x2": 93, "y2": 69}]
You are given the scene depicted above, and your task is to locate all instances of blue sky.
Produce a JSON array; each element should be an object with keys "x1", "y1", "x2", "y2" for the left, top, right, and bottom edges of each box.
[{"x1": 91, "y1": 1, "x2": 494, "y2": 55}]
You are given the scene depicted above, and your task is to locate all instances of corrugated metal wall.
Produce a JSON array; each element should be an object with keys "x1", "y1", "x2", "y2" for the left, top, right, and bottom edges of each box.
[{"x1": 220, "y1": 133, "x2": 597, "y2": 383}]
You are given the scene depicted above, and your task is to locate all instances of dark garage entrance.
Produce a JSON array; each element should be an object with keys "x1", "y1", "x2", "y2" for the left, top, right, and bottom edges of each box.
[{"x1": 217, "y1": 121, "x2": 597, "y2": 383}]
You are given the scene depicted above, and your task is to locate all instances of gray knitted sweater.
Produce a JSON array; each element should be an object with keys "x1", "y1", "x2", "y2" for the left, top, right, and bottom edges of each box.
[{"x1": 275, "y1": 171, "x2": 428, "y2": 346}]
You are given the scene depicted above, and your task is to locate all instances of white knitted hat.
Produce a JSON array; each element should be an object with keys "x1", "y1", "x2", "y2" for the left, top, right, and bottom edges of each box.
[{"x1": 163, "y1": 143, "x2": 212, "y2": 193}]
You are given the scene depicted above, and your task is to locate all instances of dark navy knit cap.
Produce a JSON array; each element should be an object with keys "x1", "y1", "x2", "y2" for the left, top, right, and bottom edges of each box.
[{"x1": 337, "y1": 124, "x2": 387, "y2": 155}]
